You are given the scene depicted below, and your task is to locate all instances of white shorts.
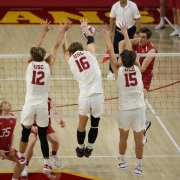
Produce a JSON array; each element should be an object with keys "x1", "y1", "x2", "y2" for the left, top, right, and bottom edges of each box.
[
  {"x1": 78, "y1": 93, "x2": 104, "y2": 118},
  {"x1": 118, "y1": 107, "x2": 146, "y2": 132},
  {"x1": 21, "y1": 106, "x2": 49, "y2": 127}
]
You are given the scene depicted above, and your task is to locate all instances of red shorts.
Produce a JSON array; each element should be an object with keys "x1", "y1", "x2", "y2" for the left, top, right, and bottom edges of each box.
[
  {"x1": 142, "y1": 76, "x2": 152, "y2": 91},
  {"x1": 31, "y1": 125, "x2": 55, "y2": 135},
  {"x1": 167, "y1": 0, "x2": 180, "y2": 8}
]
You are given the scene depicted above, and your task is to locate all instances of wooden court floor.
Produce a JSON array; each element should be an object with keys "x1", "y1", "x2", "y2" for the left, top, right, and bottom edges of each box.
[{"x1": 0, "y1": 24, "x2": 180, "y2": 180}]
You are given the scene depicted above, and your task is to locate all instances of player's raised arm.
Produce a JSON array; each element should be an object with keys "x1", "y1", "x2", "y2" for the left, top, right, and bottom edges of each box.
[
  {"x1": 27, "y1": 19, "x2": 53, "y2": 65},
  {"x1": 117, "y1": 22, "x2": 132, "y2": 51},
  {"x1": 45, "y1": 19, "x2": 72, "y2": 73},
  {"x1": 80, "y1": 18, "x2": 95, "y2": 56},
  {"x1": 62, "y1": 33, "x2": 70, "y2": 64},
  {"x1": 100, "y1": 24, "x2": 120, "y2": 76}
]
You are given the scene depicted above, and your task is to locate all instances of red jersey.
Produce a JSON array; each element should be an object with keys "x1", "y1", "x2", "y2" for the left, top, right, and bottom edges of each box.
[
  {"x1": 0, "y1": 113, "x2": 16, "y2": 151},
  {"x1": 33, "y1": 97, "x2": 52, "y2": 126},
  {"x1": 133, "y1": 41, "x2": 156, "y2": 77}
]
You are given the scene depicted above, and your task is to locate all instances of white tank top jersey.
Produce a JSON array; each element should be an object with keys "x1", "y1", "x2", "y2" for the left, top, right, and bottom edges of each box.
[
  {"x1": 24, "y1": 61, "x2": 51, "y2": 108},
  {"x1": 116, "y1": 65, "x2": 145, "y2": 110},
  {"x1": 69, "y1": 50, "x2": 103, "y2": 98}
]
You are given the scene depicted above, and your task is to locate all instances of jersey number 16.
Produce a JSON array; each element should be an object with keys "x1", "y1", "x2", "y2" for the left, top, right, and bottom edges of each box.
[{"x1": 75, "y1": 57, "x2": 90, "y2": 72}]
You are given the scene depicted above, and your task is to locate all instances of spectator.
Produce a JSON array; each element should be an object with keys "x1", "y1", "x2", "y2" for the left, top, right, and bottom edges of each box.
[
  {"x1": 168, "y1": 0, "x2": 180, "y2": 37},
  {"x1": 155, "y1": 0, "x2": 167, "y2": 30}
]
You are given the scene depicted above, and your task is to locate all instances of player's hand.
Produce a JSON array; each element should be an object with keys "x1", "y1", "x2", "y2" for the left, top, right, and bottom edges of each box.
[
  {"x1": 9, "y1": 147, "x2": 15, "y2": 155},
  {"x1": 60, "y1": 120, "x2": 66, "y2": 128},
  {"x1": 57, "y1": 19, "x2": 72, "y2": 33},
  {"x1": 133, "y1": 32, "x2": 140, "y2": 38},
  {"x1": 0, "y1": 150, "x2": 8, "y2": 159},
  {"x1": 117, "y1": 22, "x2": 128, "y2": 36},
  {"x1": 100, "y1": 24, "x2": 109, "y2": 37},
  {"x1": 41, "y1": 19, "x2": 53, "y2": 32},
  {"x1": 80, "y1": 18, "x2": 89, "y2": 28}
]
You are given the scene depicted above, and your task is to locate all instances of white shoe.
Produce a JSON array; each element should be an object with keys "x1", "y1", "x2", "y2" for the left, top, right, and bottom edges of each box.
[
  {"x1": 107, "y1": 71, "x2": 115, "y2": 79},
  {"x1": 21, "y1": 165, "x2": 28, "y2": 177},
  {"x1": 43, "y1": 164, "x2": 56, "y2": 179},
  {"x1": 118, "y1": 158, "x2": 127, "y2": 169},
  {"x1": 50, "y1": 153, "x2": 61, "y2": 168},
  {"x1": 17, "y1": 152, "x2": 27, "y2": 165},
  {"x1": 134, "y1": 166, "x2": 142, "y2": 176},
  {"x1": 155, "y1": 23, "x2": 165, "y2": 30},
  {"x1": 170, "y1": 29, "x2": 179, "y2": 37}
]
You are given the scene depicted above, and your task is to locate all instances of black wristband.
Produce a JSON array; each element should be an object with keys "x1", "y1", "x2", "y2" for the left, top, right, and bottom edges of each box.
[
  {"x1": 87, "y1": 36, "x2": 94, "y2": 44},
  {"x1": 136, "y1": 31, "x2": 139, "y2": 34}
]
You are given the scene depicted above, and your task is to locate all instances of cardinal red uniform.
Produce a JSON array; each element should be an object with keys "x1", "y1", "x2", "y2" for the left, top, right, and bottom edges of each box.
[
  {"x1": 0, "y1": 113, "x2": 16, "y2": 153},
  {"x1": 133, "y1": 41, "x2": 156, "y2": 91}
]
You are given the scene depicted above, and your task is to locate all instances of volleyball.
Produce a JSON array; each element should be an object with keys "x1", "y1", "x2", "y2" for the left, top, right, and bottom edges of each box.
[{"x1": 82, "y1": 26, "x2": 95, "y2": 38}]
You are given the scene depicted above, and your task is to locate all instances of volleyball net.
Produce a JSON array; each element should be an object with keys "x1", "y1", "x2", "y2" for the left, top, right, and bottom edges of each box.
[{"x1": 0, "y1": 53, "x2": 180, "y2": 118}]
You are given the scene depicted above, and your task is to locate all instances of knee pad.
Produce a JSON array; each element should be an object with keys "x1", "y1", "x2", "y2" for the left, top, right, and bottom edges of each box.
[
  {"x1": 21, "y1": 125, "x2": 31, "y2": 142},
  {"x1": 91, "y1": 115, "x2": 100, "y2": 128},
  {"x1": 37, "y1": 126, "x2": 48, "y2": 141}
]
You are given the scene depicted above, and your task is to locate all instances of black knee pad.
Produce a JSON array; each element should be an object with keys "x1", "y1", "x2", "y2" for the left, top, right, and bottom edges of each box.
[
  {"x1": 91, "y1": 115, "x2": 100, "y2": 127},
  {"x1": 37, "y1": 126, "x2": 48, "y2": 141},
  {"x1": 21, "y1": 125, "x2": 31, "y2": 142},
  {"x1": 37, "y1": 126, "x2": 49, "y2": 158}
]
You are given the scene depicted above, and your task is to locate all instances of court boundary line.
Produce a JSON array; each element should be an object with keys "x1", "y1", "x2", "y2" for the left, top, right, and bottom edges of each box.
[
  {"x1": 31, "y1": 155, "x2": 180, "y2": 158},
  {"x1": 146, "y1": 99, "x2": 180, "y2": 152}
]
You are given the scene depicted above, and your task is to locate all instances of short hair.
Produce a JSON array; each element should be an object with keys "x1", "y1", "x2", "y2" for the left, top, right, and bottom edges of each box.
[
  {"x1": 139, "y1": 27, "x2": 152, "y2": 39},
  {"x1": 30, "y1": 47, "x2": 46, "y2": 62},
  {"x1": 120, "y1": 50, "x2": 137, "y2": 68},
  {"x1": 68, "y1": 42, "x2": 83, "y2": 55}
]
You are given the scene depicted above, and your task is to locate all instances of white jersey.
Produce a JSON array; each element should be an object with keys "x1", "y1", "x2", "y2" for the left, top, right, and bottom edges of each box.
[
  {"x1": 69, "y1": 50, "x2": 103, "y2": 98},
  {"x1": 24, "y1": 61, "x2": 51, "y2": 108},
  {"x1": 116, "y1": 65, "x2": 145, "y2": 110},
  {"x1": 110, "y1": 0, "x2": 140, "y2": 29}
]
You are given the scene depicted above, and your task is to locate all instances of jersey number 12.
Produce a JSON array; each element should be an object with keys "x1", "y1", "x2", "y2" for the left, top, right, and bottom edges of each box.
[{"x1": 31, "y1": 70, "x2": 45, "y2": 85}]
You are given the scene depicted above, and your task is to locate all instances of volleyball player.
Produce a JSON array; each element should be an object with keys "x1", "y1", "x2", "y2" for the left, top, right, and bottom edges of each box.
[
  {"x1": 0, "y1": 98, "x2": 25, "y2": 180},
  {"x1": 17, "y1": 19, "x2": 71, "y2": 178},
  {"x1": 21, "y1": 97, "x2": 65, "y2": 177},
  {"x1": 101, "y1": 23, "x2": 145, "y2": 176},
  {"x1": 119, "y1": 27, "x2": 156, "y2": 145},
  {"x1": 62, "y1": 18, "x2": 104, "y2": 158}
]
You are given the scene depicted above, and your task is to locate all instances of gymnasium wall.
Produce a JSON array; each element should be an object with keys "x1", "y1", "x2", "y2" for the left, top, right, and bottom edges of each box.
[
  {"x1": 0, "y1": 0, "x2": 159, "y2": 8},
  {"x1": 0, "y1": 0, "x2": 173, "y2": 24}
]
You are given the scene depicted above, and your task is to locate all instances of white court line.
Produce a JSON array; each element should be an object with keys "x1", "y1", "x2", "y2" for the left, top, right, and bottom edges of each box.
[
  {"x1": 32, "y1": 155, "x2": 180, "y2": 159},
  {"x1": 145, "y1": 99, "x2": 180, "y2": 152}
]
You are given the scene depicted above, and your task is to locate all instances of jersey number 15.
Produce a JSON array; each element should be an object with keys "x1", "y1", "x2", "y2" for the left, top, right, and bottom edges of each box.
[{"x1": 124, "y1": 72, "x2": 138, "y2": 87}]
